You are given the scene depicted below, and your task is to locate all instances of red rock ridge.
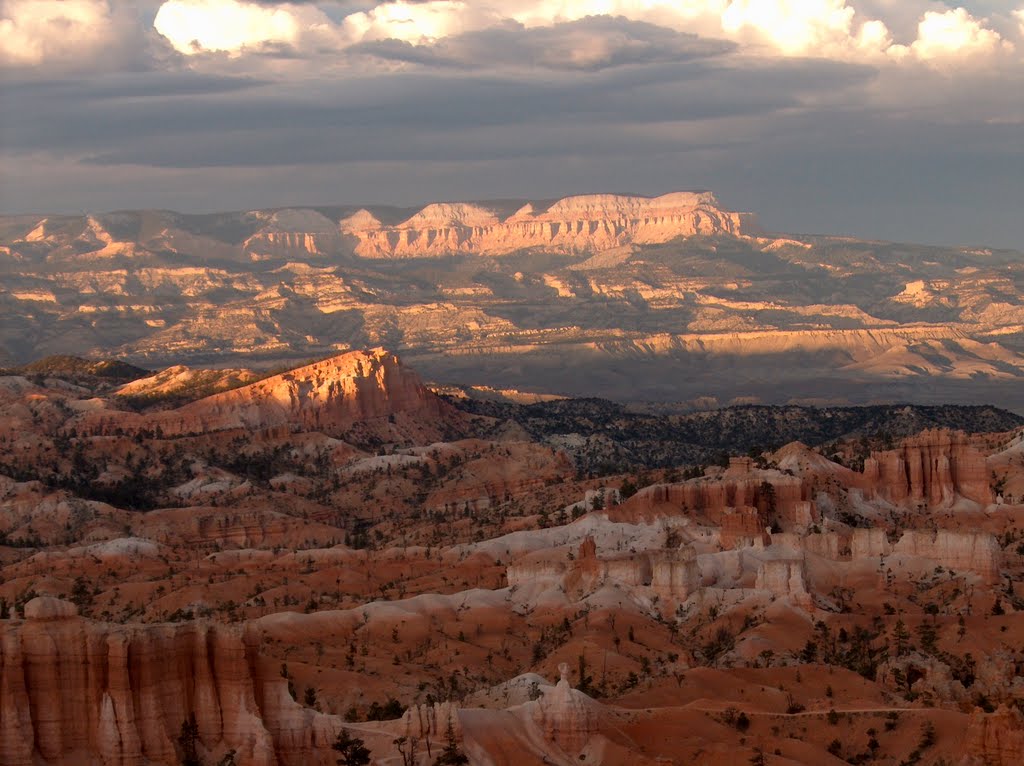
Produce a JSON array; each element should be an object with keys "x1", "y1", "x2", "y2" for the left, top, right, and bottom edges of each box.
[
  {"x1": 73, "y1": 348, "x2": 461, "y2": 441},
  {"x1": 861, "y1": 428, "x2": 993, "y2": 508},
  {"x1": 341, "y1": 192, "x2": 756, "y2": 258}
]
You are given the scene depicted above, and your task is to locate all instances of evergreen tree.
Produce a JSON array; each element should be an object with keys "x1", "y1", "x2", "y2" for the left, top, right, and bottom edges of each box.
[
  {"x1": 178, "y1": 714, "x2": 201, "y2": 766},
  {"x1": 433, "y1": 717, "x2": 469, "y2": 766},
  {"x1": 332, "y1": 728, "x2": 371, "y2": 766}
]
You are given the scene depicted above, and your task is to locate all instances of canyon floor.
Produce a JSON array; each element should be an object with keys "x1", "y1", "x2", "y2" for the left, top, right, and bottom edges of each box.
[{"x1": 2, "y1": 349, "x2": 1024, "y2": 765}]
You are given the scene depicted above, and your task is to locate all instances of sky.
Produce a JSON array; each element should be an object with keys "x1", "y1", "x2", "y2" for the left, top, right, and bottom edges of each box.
[{"x1": 1, "y1": 1, "x2": 1022, "y2": 249}]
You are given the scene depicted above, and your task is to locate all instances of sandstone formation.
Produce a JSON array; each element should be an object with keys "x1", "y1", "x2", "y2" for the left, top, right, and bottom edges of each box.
[
  {"x1": 754, "y1": 557, "x2": 811, "y2": 606},
  {"x1": 74, "y1": 348, "x2": 459, "y2": 441},
  {"x1": 0, "y1": 614, "x2": 277, "y2": 766},
  {"x1": 4, "y1": 194, "x2": 1024, "y2": 409},
  {"x1": 622, "y1": 457, "x2": 819, "y2": 543},
  {"x1": 893, "y1": 529, "x2": 1001, "y2": 584},
  {"x1": 22, "y1": 596, "x2": 78, "y2": 621},
  {"x1": 161, "y1": 347, "x2": 446, "y2": 437},
  {"x1": 531, "y1": 663, "x2": 598, "y2": 754},
  {"x1": 963, "y1": 706, "x2": 1024, "y2": 766},
  {"x1": 508, "y1": 536, "x2": 700, "y2": 605},
  {"x1": 861, "y1": 429, "x2": 993, "y2": 508},
  {"x1": 2, "y1": 350, "x2": 1024, "y2": 765},
  {"x1": 340, "y1": 192, "x2": 754, "y2": 258}
]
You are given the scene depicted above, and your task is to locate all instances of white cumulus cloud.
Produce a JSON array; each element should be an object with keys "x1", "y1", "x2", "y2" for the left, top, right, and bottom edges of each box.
[
  {"x1": 0, "y1": 0, "x2": 120, "y2": 66},
  {"x1": 905, "y1": 7, "x2": 1007, "y2": 61},
  {"x1": 722, "y1": 0, "x2": 856, "y2": 54},
  {"x1": 142, "y1": 0, "x2": 1021, "y2": 68},
  {"x1": 153, "y1": 0, "x2": 333, "y2": 54},
  {"x1": 342, "y1": 1, "x2": 500, "y2": 44}
]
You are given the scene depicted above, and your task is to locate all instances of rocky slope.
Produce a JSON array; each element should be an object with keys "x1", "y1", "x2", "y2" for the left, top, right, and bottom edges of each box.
[
  {"x1": 2, "y1": 192, "x2": 1023, "y2": 408},
  {"x1": 3, "y1": 355, "x2": 1024, "y2": 764},
  {"x1": 66, "y1": 348, "x2": 467, "y2": 446}
]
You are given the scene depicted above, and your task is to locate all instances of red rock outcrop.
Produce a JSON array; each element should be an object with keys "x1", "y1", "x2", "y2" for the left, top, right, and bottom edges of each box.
[
  {"x1": 893, "y1": 529, "x2": 1001, "y2": 583},
  {"x1": 0, "y1": 599, "x2": 277, "y2": 766},
  {"x1": 341, "y1": 192, "x2": 755, "y2": 258},
  {"x1": 621, "y1": 462, "x2": 817, "y2": 544},
  {"x1": 132, "y1": 507, "x2": 344, "y2": 549},
  {"x1": 509, "y1": 537, "x2": 700, "y2": 605},
  {"x1": 755, "y1": 557, "x2": 811, "y2": 606},
  {"x1": 72, "y1": 348, "x2": 461, "y2": 441},
  {"x1": 861, "y1": 429, "x2": 993, "y2": 508},
  {"x1": 963, "y1": 706, "x2": 1024, "y2": 766},
  {"x1": 531, "y1": 663, "x2": 598, "y2": 754}
]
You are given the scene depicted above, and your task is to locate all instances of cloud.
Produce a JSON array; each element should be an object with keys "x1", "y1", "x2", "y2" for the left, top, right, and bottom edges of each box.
[
  {"x1": 153, "y1": 0, "x2": 340, "y2": 54},
  {"x1": 341, "y1": 0, "x2": 498, "y2": 44},
  {"x1": 0, "y1": 49, "x2": 870, "y2": 167},
  {"x1": 3, "y1": 1, "x2": 1023, "y2": 250},
  {"x1": 350, "y1": 16, "x2": 735, "y2": 71},
  {"x1": 0, "y1": 0, "x2": 119, "y2": 66},
  {"x1": 903, "y1": 7, "x2": 1008, "y2": 61},
  {"x1": 720, "y1": 0, "x2": 881, "y2": 56}
]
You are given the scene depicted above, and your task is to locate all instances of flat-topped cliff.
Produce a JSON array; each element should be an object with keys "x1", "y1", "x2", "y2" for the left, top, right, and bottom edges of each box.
[{"x1": 340, "y1": 191, "x2": 755, "y2": 257}]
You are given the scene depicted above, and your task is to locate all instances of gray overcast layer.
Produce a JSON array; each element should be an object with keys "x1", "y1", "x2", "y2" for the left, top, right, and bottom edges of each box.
[{"x1": 1, "y1": 0, "x2": 1022, "y2": 249}]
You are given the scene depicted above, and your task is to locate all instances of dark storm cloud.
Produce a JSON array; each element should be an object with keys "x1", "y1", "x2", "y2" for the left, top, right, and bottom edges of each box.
[
  {"x1": 0, "y1": 53, "x2": 873, "y2": 168},
  {"x1": 0, "y1": 72, "x2": 267, "y2": 101},
  {"x1": 349, "y1": 16, "x2": 736, "y2": 71}
]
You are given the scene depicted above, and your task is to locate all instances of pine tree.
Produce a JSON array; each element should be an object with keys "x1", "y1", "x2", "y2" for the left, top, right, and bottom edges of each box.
[
  {"x1": 892, "y1": 619, "x2": 910, "y2": 657},
  {"x1": 432, "y1": 717, "x2": 468, "y2": 766},
  {"x1": 332, "y1": 728, "x2": 371, "y2": 766},
  {"x1": 178, "y1": 714, "x2": 201, "y2": 766}
]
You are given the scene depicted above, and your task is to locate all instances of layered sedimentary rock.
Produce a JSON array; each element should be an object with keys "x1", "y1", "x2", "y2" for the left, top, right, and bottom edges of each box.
[
  {"x1": 341, "y1": 192, "x2": 754, "y2": 258},
  {"x1": 73, "y1": 348, "x2": 456, "y2": 440},
  {"x1": 651, "y1": 547, "x2": 701, "y2": 603},
  {"x1": 861, "y1": 429, "x2": 993, "y2": 508},
  {"x1": 508, "y1": 537, "x2": 699, "y2": 603},
  {"x1": 755, "y1": 557, "x2": 811, "y2": 605},
  {"x1": 532, "y1": 663, "x2": 598, "y2": 754},
  {"x1": 963, "y1": 706, "x2": 1024, "y2": 766},
  {"x1": 165, "y1": 348, "x2": 443, "y2": 436},
  {"x1": 893, "y1": 529, "x2": 1001, "y2": 583},
  {"x1": 133, "y1": 508, "x2": 345, "y2": 549},
  {"x1": 0, "y1": 599, "x2": 277, "y2": 766},
  {"x1": 243, "y1": 210, "x2": 343, "y2": 260},
  {"x1": 624, "y1": 461, "x2": 818, "y2": 544}
]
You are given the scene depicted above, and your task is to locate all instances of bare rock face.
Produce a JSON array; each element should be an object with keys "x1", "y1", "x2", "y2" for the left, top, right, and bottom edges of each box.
[
  {"x1": 22, "y1": 597, "x2": 78, "y2": 621},
  {"x1": 76, "y1": 348, "x2": 458, "y2": 442},
  {"x1": 861, "y1": 429, "x2": 993, "y2": 508},
  {"x1": 0, "y1": 618, "x2": 277, "y2": 766},
  {"x1": 651, "y1": 547, "x2": 700, "y2": 604},
  {"x1": 963, "y1": 706, "x2": 1024, "y2": 766},
  {"x1": 893, "y1": 529, "x2": 1001, "y2": 583},
  {"x1": 624, "y1": 462, "x2": 816, "y2": 541},
  {"x1": 243, "y1": 209, "x2": 343, "y2": 260},
  {"x1": 165, "y1": 347, "x2": 443, "y2": 436},
  {"x1": 508, "y1": 537, "x2": 699, "y2": 605},
  {"x1": 851, "y1": 528, "x2": 892, "y2": 559},
  {"x1": 342, "y1": 192, "x2": 754, "y2": 258},
  {"x1": 532, "y1": 663, "x2": 598, "y2": 754},
  {"x1": 754, "y1": 557, "x2": 811, "y2": 606},
  {"x1": 402, "y1": 700, "x2": 462, "y2": 741}
]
